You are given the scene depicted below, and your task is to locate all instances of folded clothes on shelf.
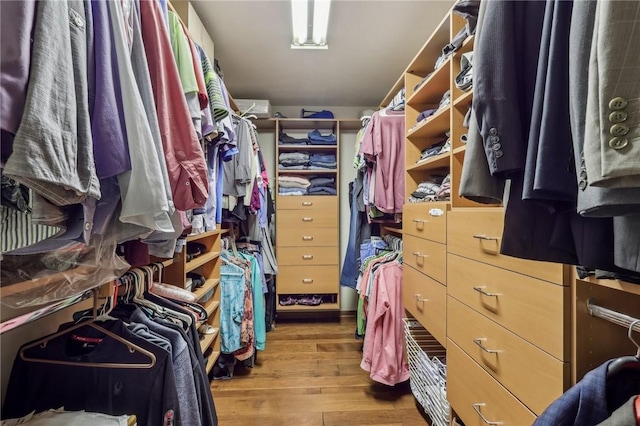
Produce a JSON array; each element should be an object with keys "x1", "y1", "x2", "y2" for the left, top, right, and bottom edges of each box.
[{"x1": 307, "y1": 129, "x2": 337, "y2": 145}]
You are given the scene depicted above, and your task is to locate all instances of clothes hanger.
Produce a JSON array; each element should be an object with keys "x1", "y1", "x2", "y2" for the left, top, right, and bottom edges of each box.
[
  {"x1": 20, "y1": 290, "x2": 157, "y2": 369},
  {"x1": 606, "y1": 318, "x2": 640, "y2": 378}
]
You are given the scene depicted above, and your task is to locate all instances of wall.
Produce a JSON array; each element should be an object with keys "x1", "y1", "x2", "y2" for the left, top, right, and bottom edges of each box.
[{"x1": 264, "y1": 105, "x2": 376, "y2": 312}]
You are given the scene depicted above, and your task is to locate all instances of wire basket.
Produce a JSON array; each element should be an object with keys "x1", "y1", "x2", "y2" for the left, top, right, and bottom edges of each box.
[{"x1": 403, "y1": 318, "x2": 449, "y2": 426}]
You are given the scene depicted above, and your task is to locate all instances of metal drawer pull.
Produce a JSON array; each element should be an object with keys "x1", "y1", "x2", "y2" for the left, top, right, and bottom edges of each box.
[
  {"x1": 414, "y1": 294, "x2": 429, "y2": 303},
  {"x1": 473, "y1": 286, "x2": 502, "y2": 297},
  {"x1": 473, "y1": 234, "x2": 499, "y2": 241},
  {"x1": 472, "y1": 403, "x2": 503, "y2": 425},
  {"x1": 302, "y1": 217, "x2": 313, "y2": 222},
  {"x1": 473, "y1": 338, "x2": 501, "y2": 354},
  {"x1": 302, "y1": 236, "x2": 314, "y2": 241},
  {"x1": 412, "y1": 252, "x2": 428, "y2": 258},
  {"x1": 302, "y1": 255, "x2": 314, "y2": 260},
  {"x1": 302, "y1": 201, "x2": 313, "y2": 206},
  {"x1": 302, "y1": 278, "x2": 313, "y2": 284},
  {"x1": 412, "y1": 219, "x2": 428, "y2": 224}
]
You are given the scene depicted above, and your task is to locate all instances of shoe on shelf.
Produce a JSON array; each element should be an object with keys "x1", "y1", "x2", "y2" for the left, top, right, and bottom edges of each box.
[
  {"x1": 186, "y1": 242, "x2": 206, "y2": 261},
  {"x1": 297, "y1": 295, "x2": 323, "y2": 306},
  {"x1": 279, "y1": 296, "x2": 297, "y2": 306},
  {"x1": 198, "y1": 324, "x2": 218, "y2": 335}
]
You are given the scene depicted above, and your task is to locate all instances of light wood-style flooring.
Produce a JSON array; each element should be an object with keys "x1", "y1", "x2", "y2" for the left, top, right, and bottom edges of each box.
[{"x1": 210, "y1": 315, "x2": 430, "y2": 426}]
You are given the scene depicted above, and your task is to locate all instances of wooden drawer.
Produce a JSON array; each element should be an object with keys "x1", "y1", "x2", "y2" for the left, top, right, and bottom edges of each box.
[
  {"x1": 403, "y1": 264, "x2": 447, "y2": 347},
  {"x1": 276, "y1": 195, "x2": 337, "y2": 211},
  {"x1": 277, "y1": 227, "x2": 338, "y2": 247},
  {"x1": 448, "y1": 341, "x2": 537, "y2": 426},
  {"x1": 403, "y1": 234, "x2": 446, "y2": 285},
  {"x1": 403, "y1": 202, "x2": 448, "y2": 244},
  {"x1": 278, "y1": 246, "x2": 338, "y2": 266},
  {"x1": 447, "y1": 208, "x2": 564, "y2": 283},
  {"x1": 277, "y1": 265, "x2": 338, "y2": 293},
  {"x1": 448, "y1": 297, "x2": 568, "y2": 415},
  {"x1": 447, "y1": 254, "x2": 569, "y2": 360},
  {"x1": 277, "y1": 209, "x2": 336, "y2": 229}
]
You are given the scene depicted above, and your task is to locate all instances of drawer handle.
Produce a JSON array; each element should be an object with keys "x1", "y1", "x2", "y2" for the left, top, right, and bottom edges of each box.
[
  {"x1": 473, "y1": 234, "x2": 499, "y2": 241},
  {"x1": 473, "y1": 338, "x2": 501, "y2": 354},
  {"x1": 302, "y1": 201, "x2": 313, "y2": 206},
  {"x1": 414, "y1": 294, "x2": 429, "y2": 303},
  {"x1": 412, "y1": 252, "x2": 428, "y2": 258},
  {"x1": 472, "y1": 403, "x2": 503, "y2": 425},
  {"x1": 473, "y1": 286, "x2": 502, "y2": 297},
  {"x1": 302, "y1": 236, "x2": 314, "y2": 241},
  {"x1": 412, "y1": 219, "x2": 428, "y2": 224},
  {"x1": 302, "y1": 217, "x2": 314, "y2": 222},
  {"x1": 302, "y1": 255, "x2": 314, "y2": 260},
  {"x1": 302, "y1": 278, "x2": 313, "y2": 284}
]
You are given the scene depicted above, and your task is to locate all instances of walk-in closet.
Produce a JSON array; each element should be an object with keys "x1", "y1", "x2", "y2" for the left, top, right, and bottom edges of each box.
[{"x1": 1, "y1": 0, "x2": 639, "y2": 425}]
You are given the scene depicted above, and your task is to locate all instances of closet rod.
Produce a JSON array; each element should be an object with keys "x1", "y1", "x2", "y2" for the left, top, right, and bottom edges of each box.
[{"x1": 587, "y1": 299, "x2": 640, "y2": 334}]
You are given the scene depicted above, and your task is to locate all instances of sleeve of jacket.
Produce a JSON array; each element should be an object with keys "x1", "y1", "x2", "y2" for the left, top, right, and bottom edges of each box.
[
  {"x1": 472, "y1": 0, "x2": 525, "y2": 178},
  {"x1": 583, "y1": 0, "x2": 640, "y2": 189}
]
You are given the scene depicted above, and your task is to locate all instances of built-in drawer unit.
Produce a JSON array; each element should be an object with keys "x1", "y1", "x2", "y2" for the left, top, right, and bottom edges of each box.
[
  {"x1": 447, "y1": 253, "x2": 569, "y2": 359},
  {"x1": 447, "y1": 341, "x2": 537, "y2": 426},
  {"x1": 277, "y1": 246, "x2": 338, "y2": 266},
  {"x1": 276, "y1": 195, "x2": 337, "y2": 211},
  {"x1": 277, "y1": 265, "x2": 339, "y2": 294},
  {"x1": 403, "y1": 264, "x2": 447, "y2": 347},
  {"x1": 447, "y1": 297, "x2": 568, "y2": 415},
  {"x1": 403, "y1": 234, "x2": 447, "y2": 285},
  {"x1": 447, "y1": 208, "x2": 564, "y2": 283},
  {"x1": 403, "y1": 202, "x2": 448, "y2": 244},
  {"x1": 277, "y1": 227, "x2": 338, "y2": 247},
  {"x1": 277, "y1": 209, "x2": 336, "y2": 229}
]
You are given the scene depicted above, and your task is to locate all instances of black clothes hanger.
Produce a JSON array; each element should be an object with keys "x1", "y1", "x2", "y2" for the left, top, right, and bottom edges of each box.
[
  {"x1": 607, "y1": 319, "x2": 640, "y2": 377},
  {"x1": 605, "y1": 319, "x2": 640, "y2": 412}
]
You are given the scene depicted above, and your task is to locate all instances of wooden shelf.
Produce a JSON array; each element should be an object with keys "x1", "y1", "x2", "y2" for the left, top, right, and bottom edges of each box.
[
  {"x1": 186, "y1": 251, "x2": 220, "y2": 273},
  {"x1": 407, "y1": 152, "x2": 450, "y2": 172},
  {"x1": 406, "y1": 13, "x2": 451, "y2": 74},
  {"x1": 0, "y1": 265, "x2": 96, "y2": 298},
  {"x1": 407, "y1": 57, "x2": 451, "y2": 106},
  {"x1": 206, "y1": 351, "x2": 220, "y2": 374},
  {"x1": 339, "y1": 119, "x2": 365, "y2": 131},
  {"x1": 277, "y1": 302, "x2": 340, "y2": 312},
  {"x1": 204, "y1": 300, "x2": 220, "y2": 319},
  {"x1": 277, "y1": 118, "x2": 337, "y2": 131},
  {"x1": 381, "y1": 226, "x2": 403, "y2": 235},
  {"x1": 253, "y1": 118, "x2": 277, "y2": 130},
  {"x1": 580, "y1": 276, "x2": 640, "y2": 297},
  {"x1": 187, "y1": 229, "x2": 223, "y2": 242},
  {"x1": 194, "y1": 278, "x2": 220, "y2": 301},
  {"x1": 453, "y1": 90, "x2": 473, "y2": 108},
  {"x1": 277, "y1": 144, "x2": 337, "y2": 150},
  {"x1": 277, "y1": 169, "x2": 337, "y2": 174},
  {"x1": 407, "y1": 108, "x2": 450, "y2": 139},
  {"x1": 453, "y1": 145, "x2": 467, "y2": 155},
  {"x1": 200, "y1": 330, "x2": 218, "y2": 353}
]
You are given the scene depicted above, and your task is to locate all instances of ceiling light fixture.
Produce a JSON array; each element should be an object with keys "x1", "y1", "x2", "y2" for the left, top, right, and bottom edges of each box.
[{"x1": 291, "y1": 0, "x2": 331, "y2": 49}]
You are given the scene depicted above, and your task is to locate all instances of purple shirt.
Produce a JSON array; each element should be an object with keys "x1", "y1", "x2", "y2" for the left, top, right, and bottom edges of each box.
[
  {"x1": 1, "y1": 0, "x2": 37, "y2": 135},
  {"x1": 90, "y1": 0, "x2": 131, "y2": 178}
]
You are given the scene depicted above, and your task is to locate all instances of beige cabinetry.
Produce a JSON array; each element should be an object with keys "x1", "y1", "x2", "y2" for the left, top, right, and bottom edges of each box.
[
  {"x1": 162, "y1": 230, "x2": 224, "y2": 374},
  {"x1": 275, "y1": 119, "x2": 340, "y2": 312},
  {"x1": 390, "y1": 4, "x2": 576, "y2": 425},
  {"x1": 446, "y1": 209, "x2": 572, "y2": 421}
]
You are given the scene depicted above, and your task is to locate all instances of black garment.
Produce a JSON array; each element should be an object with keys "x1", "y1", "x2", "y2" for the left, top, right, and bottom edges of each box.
[
  {"x1": 141, "y1": 293, "x2": 218, "y2": 426},
  {"x1": 3, "y1": 321, "x2": 180, "y2": 426}
]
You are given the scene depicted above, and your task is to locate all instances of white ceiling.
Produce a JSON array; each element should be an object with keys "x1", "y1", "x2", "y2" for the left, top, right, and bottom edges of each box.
[{"x1": 192, "y1": 0, "x2": 455, "y2": 107}]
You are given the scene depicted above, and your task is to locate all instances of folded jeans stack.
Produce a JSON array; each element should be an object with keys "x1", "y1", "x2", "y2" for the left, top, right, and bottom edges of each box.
[
  {"x1": 307, "y1": 175, "x2": 337, "y2": 195},
  {"x1": 307, "y1": 129, "x2": 336, "y2": 145},
  {"x1": 279, "y1": 133, "x2": 309, "y2": 145},
  {"x1": 309, "y1": 153, "x2": 337, "y2": 169}
]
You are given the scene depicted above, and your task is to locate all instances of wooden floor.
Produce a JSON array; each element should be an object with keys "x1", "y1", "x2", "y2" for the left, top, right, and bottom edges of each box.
[{"x1": 210, "y1": 315, "x2": 431, "y2": 426}]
